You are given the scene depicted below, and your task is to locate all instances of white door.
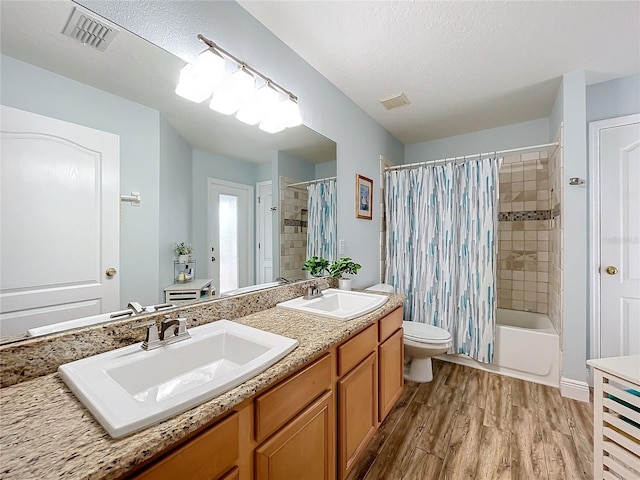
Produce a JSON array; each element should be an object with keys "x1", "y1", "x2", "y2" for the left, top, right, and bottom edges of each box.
[
  {"x1": 0, "y1": 105, "x2": 120, "y2": 336},
  {"x1": 592, "y1": 114, "x2": 640, "y2": 359},
  {"x1": 208, "y1": 179, "x2": 253, "y2": 295},
  {"x1": 256, "y1": 181, "x2": 273, "y2": 283}
]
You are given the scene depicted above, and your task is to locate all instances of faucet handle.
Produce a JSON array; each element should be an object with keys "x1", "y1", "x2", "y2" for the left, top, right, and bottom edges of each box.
[{"x1": 131, "y1": 320, "x2": 160, "y2": 347}]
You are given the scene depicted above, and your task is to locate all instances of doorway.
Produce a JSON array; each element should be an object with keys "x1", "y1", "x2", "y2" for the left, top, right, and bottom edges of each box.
[
  {"x1": 0, "y1": 105, "x2": 120, "y2": 336},
  {"x1": 207, "y1": 178, "x2": 254, "y2": 295},
  {"x1": 590, "y1": 114, "x2": 640, "y2": 360}
]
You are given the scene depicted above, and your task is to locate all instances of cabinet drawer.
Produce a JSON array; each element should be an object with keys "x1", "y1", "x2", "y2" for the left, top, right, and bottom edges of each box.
[
  {"x1": 379, "y1": 307, "x2": 403, "y2": 342},
  {"x1": 255, "y1": 354, "x2": 331, "y2": 443},
  {"x1": 338, "y1": 324, "x2": 376, "y2": 376},
  {"x1": 132, "y1": 412, "x2": 238, "y2": 480}
]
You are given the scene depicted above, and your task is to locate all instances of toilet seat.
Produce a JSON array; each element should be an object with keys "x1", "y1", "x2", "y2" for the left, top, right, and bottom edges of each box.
[{"x1": 402, "y1": 321, "x2": 451, "y2": 345}]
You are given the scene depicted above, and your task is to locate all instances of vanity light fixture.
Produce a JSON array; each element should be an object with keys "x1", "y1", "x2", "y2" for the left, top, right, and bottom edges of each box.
[{"x1": 175, "y1": 34, "x2": 302, "y2": 134}]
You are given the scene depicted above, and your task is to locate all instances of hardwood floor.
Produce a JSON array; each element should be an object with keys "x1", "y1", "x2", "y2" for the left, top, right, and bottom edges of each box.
[{"x1": 347, "y1": 359, "x2": 593, "y2": 480}]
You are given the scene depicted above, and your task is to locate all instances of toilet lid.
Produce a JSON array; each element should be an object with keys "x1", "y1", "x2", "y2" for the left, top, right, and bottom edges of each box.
[{"x1": 403, "y1": 321, "x2": 451, "y2": 344}]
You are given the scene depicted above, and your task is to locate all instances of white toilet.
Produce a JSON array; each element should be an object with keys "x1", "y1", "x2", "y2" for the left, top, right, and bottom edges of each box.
[
  {"x1": 366, "y1": 283, "x2": 453, "y2": 383},
  {"x1": 402, "y1": 320, "x2": 452, "y2": 382}
]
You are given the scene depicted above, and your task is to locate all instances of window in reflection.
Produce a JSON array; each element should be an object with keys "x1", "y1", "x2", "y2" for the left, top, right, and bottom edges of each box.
[{"x1": 219, "y1": 194, "x2": 239, "y2": 293}]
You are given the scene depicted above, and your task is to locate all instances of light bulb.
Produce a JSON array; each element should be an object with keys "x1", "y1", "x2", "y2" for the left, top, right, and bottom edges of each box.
[
  {"x1": 196, "y1": 49, "x2": 226, "y2": 88},
  {"x1": 210, "y1": 68, "x2": 256, "y2": 115},
  {"x1": 237, "y1": 83, "x2": 280, "y2": 126},
  {"x1": 259, "y1": 110, "x2": 286, "y2": 134},
  {"x1": 281, "y1": 96, "x2": 302, "y2": 128},
  {"x1": 175, "y1": 63, "x2": 214, "y2": 103}
]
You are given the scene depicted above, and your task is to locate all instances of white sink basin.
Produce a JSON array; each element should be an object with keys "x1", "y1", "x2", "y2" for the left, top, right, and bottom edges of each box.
[
  {"x1": 58, "y1": 320, "x2": 298, "y2": 438},
  {"x1": 276, "y1": 288, "x2": 388, "y2": 320}
]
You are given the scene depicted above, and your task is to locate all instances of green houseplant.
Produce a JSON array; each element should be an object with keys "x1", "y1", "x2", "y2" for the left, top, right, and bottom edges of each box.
[
  {"x1": 302, "y1": 256, "x2": 330, "y2": 277},
  {"x1": 174, "y1": 242, "x2": 193, "y2": 263},
  {"x1": 329, "y1": 257, "x2": 361, "y2": 290}
]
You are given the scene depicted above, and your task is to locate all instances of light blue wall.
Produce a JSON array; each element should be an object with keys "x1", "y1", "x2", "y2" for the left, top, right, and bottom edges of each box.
[
  {"x1": 561, "y1": 71, "x2": 588, "y2": 383},
  {"x1": 587, "y1": 74, "x2": 640, "y2": 123},
  {"x1": 277, "y1": 151, "x2": 316, "y2": 182},
  {"x1": 190, "y1": 149, "x2": 259, "y2": 275},
  {"x1": 404, "y1": 118, "x2": 550, "y2": 163},
  {"x1": 159, "y1": 116, "x2": 193, "y2": 296},
  {"x1": 255, "y1": 162, "x2": 272, "y2": 183},
  {"x1": 78, "y1": 0, "x2": 404, "y2": 290},
  {"x1": 315, "y1": 161, "x2": 337, "y2": 179},
  {"x1": 549, "y1": 82, "x2": 564, "y2": 141},
  {"x1": 1, "y1": 54, "x2": 161, "y2": 308}
]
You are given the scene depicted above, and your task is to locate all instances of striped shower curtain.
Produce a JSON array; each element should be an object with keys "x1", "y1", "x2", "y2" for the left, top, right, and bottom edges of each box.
[
  {"x1": 306, "y1": 179, "x2": 337, "y2": 262},
  {"x1": 385, "y1": 157, "x2": 500, "y2": 363}
]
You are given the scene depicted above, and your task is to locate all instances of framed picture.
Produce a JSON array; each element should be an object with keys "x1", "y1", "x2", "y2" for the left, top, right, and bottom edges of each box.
[{"x1": 356, "y1": 174, "x2": 373, "y2": 220}]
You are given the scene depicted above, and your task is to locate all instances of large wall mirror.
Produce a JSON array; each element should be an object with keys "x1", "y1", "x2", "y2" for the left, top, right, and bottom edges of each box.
[{"x1": 0, "y1": 1, "x2": 337, "y2": 342}]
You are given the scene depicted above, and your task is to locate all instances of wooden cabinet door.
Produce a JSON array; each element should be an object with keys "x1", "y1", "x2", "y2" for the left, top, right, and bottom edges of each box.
[
  {"x1": 337, "y1": 352, "x2": 377, "y2": 479},
  {"x1": 131, "y1": 413, "x2": 238, "y2": 480},
  {"x1": 378, "y1": 329, "x2": 404, "y2": 422},
  {"x1": 255, "y1": 391, "x2": 335, "y2": 480}
]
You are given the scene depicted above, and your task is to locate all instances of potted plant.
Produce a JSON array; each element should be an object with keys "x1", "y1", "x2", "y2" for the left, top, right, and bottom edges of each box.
[
  {"x1": 302, "y1": 256, "x2": 330, "y2": 277},
  {"x1": 329, "y1": 257, "x2": 361, "y2": 290},
  {"x1": 174, "y1": 242, "x2": 193, "y2": 263}
]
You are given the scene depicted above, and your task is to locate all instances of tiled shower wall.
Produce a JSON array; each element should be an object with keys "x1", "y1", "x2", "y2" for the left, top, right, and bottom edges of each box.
[
  {"x1": 379, "y1": 156, "x2": 393, "y2": 283},
  {"x1": 497, "y1": 152, "x2": 551, "y2": 314},
  {"x1": 548, "y1": 131, "x2": 564, "y2": 338},
  {"x1": 279, "y1": 176, "x2": 308, "y2": 280}
]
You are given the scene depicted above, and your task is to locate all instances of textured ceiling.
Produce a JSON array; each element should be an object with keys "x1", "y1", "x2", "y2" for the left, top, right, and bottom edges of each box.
[{"x1": 238, "y1": 1, "x2": 640, "y2": 144}]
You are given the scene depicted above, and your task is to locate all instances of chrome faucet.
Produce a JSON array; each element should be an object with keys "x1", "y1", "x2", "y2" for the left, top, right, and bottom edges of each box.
[
  {"x1": 132, "y1": 315, "x2": 190, "y2": 350},
  {"x1": 303, "y1": 280, "x2": 330, "y2": 300},
  {"x1": 127, "y1": 301, "x2": 146, "y2": 315}
]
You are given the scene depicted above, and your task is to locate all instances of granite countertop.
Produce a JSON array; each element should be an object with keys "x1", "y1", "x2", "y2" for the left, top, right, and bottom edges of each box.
[{"x1": 0, "y1": 294, "x2": 404, "y2": 480}]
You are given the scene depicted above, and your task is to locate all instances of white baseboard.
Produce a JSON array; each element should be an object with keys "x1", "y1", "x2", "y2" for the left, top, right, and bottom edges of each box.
[{"x1": 561, "y1": 377, "x2": 590, "y2": 403}]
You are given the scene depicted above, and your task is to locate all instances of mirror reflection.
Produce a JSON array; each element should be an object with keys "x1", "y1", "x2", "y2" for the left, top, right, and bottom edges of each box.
[{"x1": 0, "y1": 1, "x2": 337, "y2": 342}]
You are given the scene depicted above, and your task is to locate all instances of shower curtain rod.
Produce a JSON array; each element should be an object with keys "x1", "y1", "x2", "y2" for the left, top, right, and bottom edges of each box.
[
  {"x1": 385, "y1": 141, "x2": 559, "y2": 171},
  {"x1": 287, "y1": 176, "x2": 337, "y2": 188}
]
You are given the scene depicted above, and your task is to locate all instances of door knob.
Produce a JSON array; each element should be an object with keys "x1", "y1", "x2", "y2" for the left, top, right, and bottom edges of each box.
[
  {"x1": 605, "y1": 266, "x2": 618, "y2": 275},
  {"x1": 105, "y1": 267, "x2": 118, "y2": 277}
]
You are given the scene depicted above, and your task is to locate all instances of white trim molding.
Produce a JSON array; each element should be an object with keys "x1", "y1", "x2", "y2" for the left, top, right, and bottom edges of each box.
[
  {"x1": 588, "y1": 113, "x2": 640, "y2": 385},
  {"x1": 560, "y1": 377, "x2": 590, "y2": 403}
]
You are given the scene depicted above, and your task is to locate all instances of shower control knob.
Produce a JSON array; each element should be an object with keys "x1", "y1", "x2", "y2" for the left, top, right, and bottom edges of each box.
[{"x1": 605, "y1": 265, "x2": 618, "y2": 275}]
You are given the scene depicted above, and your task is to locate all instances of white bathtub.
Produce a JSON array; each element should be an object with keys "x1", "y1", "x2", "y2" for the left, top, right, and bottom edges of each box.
[{"x1": 437, "y1": 309, "x2": 560, "y2": 387}]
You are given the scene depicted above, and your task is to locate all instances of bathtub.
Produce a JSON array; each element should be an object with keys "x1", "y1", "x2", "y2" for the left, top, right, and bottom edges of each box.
[{"x1": 437, "y1": 309, "x2": 560, "y2": 387}]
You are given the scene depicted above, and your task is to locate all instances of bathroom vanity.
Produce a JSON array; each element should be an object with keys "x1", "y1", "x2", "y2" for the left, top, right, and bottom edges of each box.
[{"x1": 0, "y1": 286, "x2": 405, "y2": 480}]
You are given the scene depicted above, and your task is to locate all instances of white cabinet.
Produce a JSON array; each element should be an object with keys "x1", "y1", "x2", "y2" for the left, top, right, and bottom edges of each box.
[
  {"x1": 164, "y1": 278, "x2": 213, "y2": 303},
  {"x1": 588, "y1": 355, "x2": 640, "y2": 479}
]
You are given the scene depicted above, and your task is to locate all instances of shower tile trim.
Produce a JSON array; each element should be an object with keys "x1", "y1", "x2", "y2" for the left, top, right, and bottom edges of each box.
[{"x1": 499, "y1": 210, "x2": 552, "y2": 222}]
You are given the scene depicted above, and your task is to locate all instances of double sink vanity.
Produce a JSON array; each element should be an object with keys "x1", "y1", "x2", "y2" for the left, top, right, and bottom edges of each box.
[{"x1": 0, "y1": 281, "x2": 405, "y2": 480}]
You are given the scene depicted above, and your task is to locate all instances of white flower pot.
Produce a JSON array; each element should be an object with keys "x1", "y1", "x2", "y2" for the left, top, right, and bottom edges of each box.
[
  {"x1": 338, "y1": 278, "x2": 352, "y2": 291},
  {"x1": 178, "y1": 254, "x2": 189, "y2": 264}
]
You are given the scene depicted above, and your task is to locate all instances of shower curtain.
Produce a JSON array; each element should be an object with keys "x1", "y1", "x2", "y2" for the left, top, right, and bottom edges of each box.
[
  {"x1": 306, "y1": 179, "x2": 337, "y2": 262},
  {"x1": 385, "y1": 157, "x2": 500, "y2": 363}
]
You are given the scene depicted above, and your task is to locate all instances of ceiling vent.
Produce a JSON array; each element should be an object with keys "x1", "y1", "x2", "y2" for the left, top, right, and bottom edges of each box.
[
  {"x1": 62, "y1": 7, "x2": 119, "y2": 52},
  {"x1": 379, "y1": 92, "x2": 411, "y2": 110}
]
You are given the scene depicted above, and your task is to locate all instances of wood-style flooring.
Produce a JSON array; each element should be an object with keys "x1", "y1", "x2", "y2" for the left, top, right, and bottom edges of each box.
[{"x1": 348, "y1": 359, "x2": 593, "y2": 480}]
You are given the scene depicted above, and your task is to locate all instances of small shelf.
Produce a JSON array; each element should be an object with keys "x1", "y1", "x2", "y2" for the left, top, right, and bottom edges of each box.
[{"x1": 174, "y1": 260, "x2": 196, "y2": 283}]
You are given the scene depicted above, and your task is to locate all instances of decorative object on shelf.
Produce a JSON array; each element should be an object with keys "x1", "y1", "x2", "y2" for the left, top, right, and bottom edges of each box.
[
  {"x1": 175, "y1": 34, "x2": 302, "y2": 134},
  {"x1": 302, "y1": 256, "x2": 330, "y2": 277},
  {"x1": 356, "y1": 174, "x2": 373, "y2": 220},
  {"x1": 329, "y1": 257, "x2": 362, "y2": 290},
  {"x1": 174, "y1": 260, "x2": 196, "y2": 283},
  {"x1": 174, "y1": 242, "x2": 193, "y2": 263}
]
